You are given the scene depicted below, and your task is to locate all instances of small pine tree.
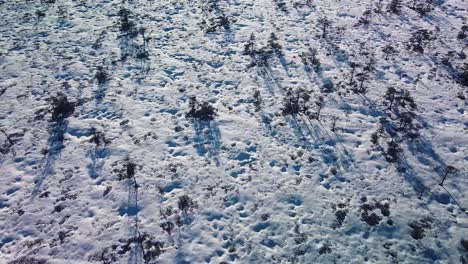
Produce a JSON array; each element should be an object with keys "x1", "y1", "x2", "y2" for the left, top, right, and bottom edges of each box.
[
  {"x1": 385, "y1": 140, "x2": 402, "y2": 163},
  {"x1": 359, "y1": 9, "x2": 372, "y2": 25},
  {"x1": 408, "y1": 29, "x2": 433, "y2": 53},
  {"x1": 51, "y1": 94, "x2": 75, "y2": 122},
  {"x1": 243, "y1": 33, "x2": 256, "y2": 56},
  {"x1": 253, "y1": 90, "x2": 262, "y2": 112},
  {"x1": 317, "y1": 17, "x2": 331, "y2": 39},
  {"x1": 178, "y1": 195, "x2": 197, "y2": 214},
  {"x1": 382, "y1": 45, "x2": 397, "y2": 60},
  {"x1": 387, "y1": 0, "x2": 402, "y2": 14},
  {"x1": 268, "y1": 33, "x2": 283, "y2": 55},
  {"x1": 460, "y1": 63, "x2": 468, "y2": 87},
  {"x1": 371, "y1": 132, "x2": 379, "y2": 145},
  {"x1": 95, "y1": 66, "x2": 108, "y2": 85},
  {"x1": 186, "y1": 97, "x2": 217, "y2": 121}
]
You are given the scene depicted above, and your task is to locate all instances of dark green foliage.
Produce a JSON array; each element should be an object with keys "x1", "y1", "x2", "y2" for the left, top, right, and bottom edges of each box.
[
  {"x1": 385, "y1": 140, "x2": 403, "y2": 163},
  {"x1": 408, "y1": 219, "x2": 432, "y2": 240},
  {"x1": 321, "y1": 79, "x2": 334, "y2": 93},
  {"x1": 410, "y1": 0, "x2": 435, "y2": 16},
  {"x1": 95, "y1": 66, "x2": 108, "y2": 85},
  {"x1": 383, "y1": 87, "x2": 418, "y2": 133},
  {"x1": 115, "y1": 160, "x2": 137, "y2": 181},
  {"x1": 331, "y1": 210, "x2": 347, "y2": 229},
  {"x1": 51, "y1": 94, "x2": 75, "y2": 122},
  {"x1": 382, "y1": 45, "x2": 398, "y2": 59},
  {"x1": 126, "y1": 162, "x2": 135, "y2": 179},
  {"x1": 439, "y1": 165, "x2": 458, "y2": 186},
  {"x1": 268, "y1": 33, "x2": 283, "y2": 55},
  {"x1": 459, "y1": 63, "x2": 468, "y2": 87},
  {"x1": 318, "y1": 243, "x2": 332, "y2": 255},
  {"x1": 408, "y1": 29, "x2": 433, "y2": 53},
  {"x1": 0, "y1": 129, "x2": 15, "y2": 155},
  {"x1": 387, "y1": 0, "x2": 402, "y2": 14},
  {"x1": 457, "y1": 25, "x2": 467, "y2": 40},
  {"x1": 242, "y1": 34, "x2": 276, "y2": 67},
  {"x1": 371, "y1": 132, "x2": 379, "y2": 145},
  {"x1": 186, "y1": 97, "x2": 217, "y2": 121},
  {"x1": 353, "y1": 72, "x2": 369, "y2": 94},
  {"x1": 90, "y1": 128, "x2": 109, "y2": 146},
  {"x1": 274, "y1": 0, "x2": 288, "y2": 12},
  {"x1": 243, "y1": 33, "x2": 256, "y2": 56},
  {"x1": 143, "y1": 242, "x2": 164, "y2": 263},
  {"x1": 461, "y1": 239, "x2": 468, "y2": 252},
  {"x1": 383, "y1": 87, "x2": 417, "y2": 113},
  {"x1": 118, "y1": 8, "x2": 137, "y2": 37},
  {"x1": 160, "y1": 221, "x2": 175, "y2": 235},
  {"x1": 205, "y1": 15, "x2": 231, "y2": 33},
  {"x1": 359, "y1": 201, "x2": 389, "y2": 226},
  {"x1": 253, "y1": 90, "x2": 262, "y2": 112},
  {"x1": 178, "y1": 194, "x2": 198, "y2": 214},
  {"x1": 361, "y1": 211, "x2": 382, "y2": 226},
  {"x1": 300, "y1": 48, "x2": 321, "y2": 72},
  {"x1": 282, "y1": 88, "x2": 311, "y2": 116},
  {"x1": 118, "y1": 234, "x2": 165, "y2": 263},
  {"x1": 359, "y1": 9, "x2": 372, "y2": 25},
  {"x1": 317, "y1": 17, "x2": 331, "y2": 39},
  {"x1": 35, "y1": 10, "x2": 46, "y2": 18}
]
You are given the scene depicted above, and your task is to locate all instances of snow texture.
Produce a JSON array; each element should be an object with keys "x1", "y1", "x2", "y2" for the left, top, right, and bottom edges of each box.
[{"x1": 0, "y1": 0, "x2": 467, "y2": 263}]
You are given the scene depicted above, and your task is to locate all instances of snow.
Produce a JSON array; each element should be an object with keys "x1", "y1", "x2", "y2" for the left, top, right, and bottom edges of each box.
[{"x1": 0, "y1": 0, "x2": 467, "y2": 263}]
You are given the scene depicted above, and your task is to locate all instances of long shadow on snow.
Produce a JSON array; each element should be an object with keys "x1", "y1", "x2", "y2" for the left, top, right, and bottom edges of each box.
[
  {"x1": 32, "y1": 120, "x2": 68, "y2": 198},
  {"x1": 358, "y1": 95, "x2": 431, "y2": 194},
  {"x1": 119, "y1": 34, "x2": 136, "y2": 62},
  {"x1": 87, "y1": 148, "x2": 108, "y2": 182},
  {"x1": 257, "y1": 66, "x2": 284, "y2": 95},
  {"x1": 126, "y1": 179, "x2": 143, "y2": 264},
  {"x1": 193, "y1": 120, "x2": 222, "y2": 166},
  {"x1": 288, "y1": 113, "x2": 354, "y2": 171},
  {"x1": 95, "y1": 83, "x2": 107, "y2": 105}
]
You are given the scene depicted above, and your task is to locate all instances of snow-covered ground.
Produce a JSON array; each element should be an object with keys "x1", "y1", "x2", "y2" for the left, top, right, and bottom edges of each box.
[{"x1": 0, "y1": 0, "x2": 467, "y2": 263}]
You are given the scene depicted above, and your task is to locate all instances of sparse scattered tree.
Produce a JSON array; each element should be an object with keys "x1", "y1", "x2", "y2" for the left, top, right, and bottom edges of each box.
[
  {"x1": 359, "y1": 9, "x2": 372, "y2": 25},
  {"x1": 439, "y1": 165, "x2": 457, "y2": 186},
  {"x1": 387, "y1": 0, "x2": 402, "y2": 14},
  {"x1": 300, "y1": 48, "x2": 321, "y2": 72},
  {"x1": 178, "y1": 195, "x2": 198, "y2": 214},
  {"x1": 160, "y1": 221, "x2": 175, "y2": 236},
  {"x1": 243, "y1": 33, "x2": 256, "y2": 56},
  {"x1": 186, "y1": 97, "x2": 217, "y2": 121},
  {"x1": 95, "y1": 66, "x2": 108, "y2": 85},
  {"x1": 253, "y1": 89, "x2": 262, "y2": 112},
  {"x1": 317, "y1": 17, "x2": 331, "y2": 39},
  {"x1": 459, "y1": 63, "x2": 468, "y2": 87},
  {"x1": 410, "y1": 0, "x2": 435, "y2": 16},
  {"x1": 371, "y1": 132, "x2": 379, "y2": 145},
  {"x1": 383, "y1": 87, "x2": 416, "y2": 114},
  {"x1": 268, "y1": 33, "x2": 283, "y2": 55},
  {"x1": 382, "y1": 44, "x2": 398, "y2": 60},
  {"x1": 282, "y1": 88, "x2": 311, "y2": 116},
  {"x1": 385, "y1": 140, "x2": 403, "y2": 163},
  {"x1": 118, "y1": 8, "x2": 137, "y2": 36},
  {"x1": 408, "y1": 29, "x2": 433, "y2": 53},
  {"x1": 51, "y1": 93, "x2": 75, "y2": 122}
]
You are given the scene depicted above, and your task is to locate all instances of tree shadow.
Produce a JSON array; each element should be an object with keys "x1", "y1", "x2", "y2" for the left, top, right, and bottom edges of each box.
[
  {"x1": 396, "y1": 156, "x2": 429, "y2": 195},
  {"x1": 95, "y1": 83, "x2": 107, "y2": 105},
  {"x1": 257, "y1": 66, "x2": 284, "y2": 95},
  {"x1": 193, "y1": 120, "x2": 222, "y2": 166},
  {"x1": 87, "y1": 148, "x2": 108, "y2": 181},
  {"x1": 32, "y1": 119, "x2": 68, "y2": 198}
]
